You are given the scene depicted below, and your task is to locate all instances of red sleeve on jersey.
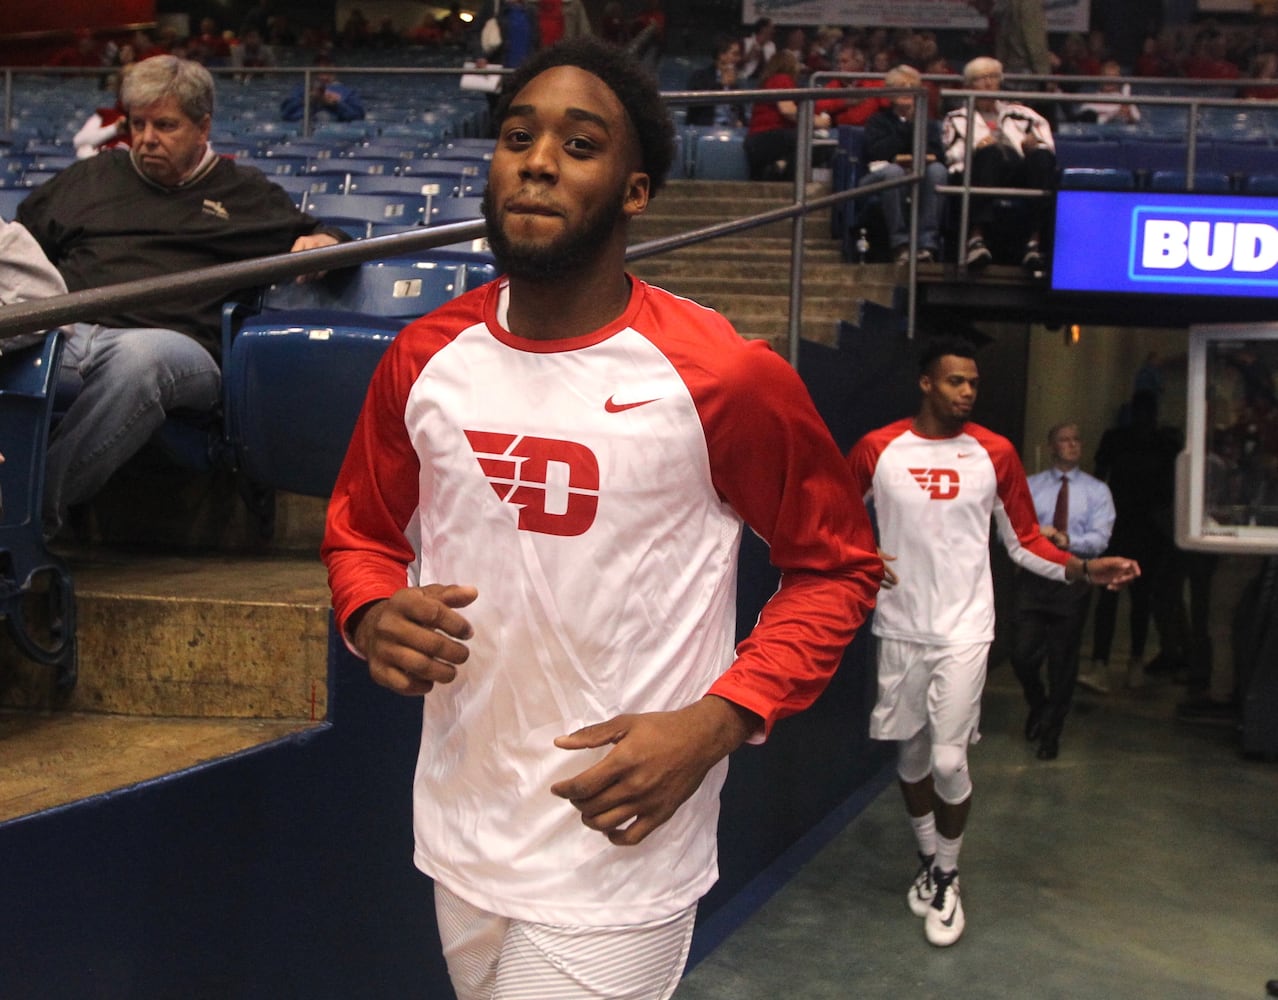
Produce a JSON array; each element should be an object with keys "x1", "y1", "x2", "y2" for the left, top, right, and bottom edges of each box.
[
  {"x1": 322, "y1": 295, "x2": 477, "y2": 643},
  {"x1": 969, "y1": 424, "x2": 1069, "y2": 568},
  {"x1": 674, "y1": 335, "x2": 883, "y2": 736},
  {"x1": 846, "y1": 418, "x2": 909, "y2": 499}
]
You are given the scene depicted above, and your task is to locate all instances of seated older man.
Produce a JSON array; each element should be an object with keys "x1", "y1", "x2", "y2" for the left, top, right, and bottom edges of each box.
[{"x1": 17, "y1": 55, "x2": 348, "y2": 537}]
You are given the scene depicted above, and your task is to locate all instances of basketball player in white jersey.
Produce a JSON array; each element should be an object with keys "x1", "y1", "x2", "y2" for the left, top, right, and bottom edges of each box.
[
  {"x1": 847, "y1": 337, "x2": 1138, "y2": 947},
  {"x1": 323, "y1": 37, "x2": 883, "y2": 998}
]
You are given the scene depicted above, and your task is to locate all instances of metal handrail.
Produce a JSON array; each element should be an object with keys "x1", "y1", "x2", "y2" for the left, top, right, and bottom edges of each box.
[{"x1": 2, "y1": 71, "x2": 1270, "y2": 359}]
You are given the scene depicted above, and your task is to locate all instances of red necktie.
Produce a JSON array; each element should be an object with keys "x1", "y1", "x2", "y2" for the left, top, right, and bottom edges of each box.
[{"x1": 1052, "y1": 475, "x2": 1069, "y2": 535}]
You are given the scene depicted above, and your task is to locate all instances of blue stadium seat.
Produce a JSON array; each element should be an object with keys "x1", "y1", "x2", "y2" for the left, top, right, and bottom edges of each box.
[
  {"x1": 688, "y1": 126, "x2": 749, "y2": 180},
  {"x1": 0, "y1": 332, "x2": 76, "y2": 688},
  {"x1": 303, "y1": 192, "x2": 429, "y2": 229},
  {"x1": 1146, "y1": 169, "x2": 1232, "y2": 192},
  {"x1": 347, "y1": 174, "x2": 464, "y2": 198},
  {"x1": 401, "y1": 158, "x2": 486, "y2": 180},
  {"x1": 0, "y1": 187, "x2": 30, "y2": 219},
  {"x1": 1054, "y1": 139, "x2": 1123, "y2": 170},
  {"x1": 428, "y1": 196, "x2": 485, "y2": 225},
  {"x1": 315, "y1": 155, "x2": 402, "y2": 177},
  {"x1": 1058, "y1": 167, "x2": 1136, "y2": 190},
  {"x1": 267, "y1": 174, "x2": 335, "y2": 206},
  {"x1": 222, "y1": 257, "x2": 474, "y2": 497},
  {"x1": 1121, "y1": 138, "x2": 1192, "y2": 175},
  {"x1": 1209, "y1": 141, "x2": 1278, "y2": 180},
  {"x1": 247, "y1": 153, "x2": 311, "y2": 175},
  {"x1": 18, "y1": 170, "x2": 58, "y2": 188},
  {"x1": 1241, "y1": 173, "x2": 1278, "y2": 194}
]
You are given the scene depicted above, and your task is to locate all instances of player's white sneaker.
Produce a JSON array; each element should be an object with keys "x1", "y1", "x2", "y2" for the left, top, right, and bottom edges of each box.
[
  {"x1": 925, "y1": 868, "x2": 964, "y2": 947},
  {"x1": 907, "y1": 852, "x2": 936, "y2": 917}
]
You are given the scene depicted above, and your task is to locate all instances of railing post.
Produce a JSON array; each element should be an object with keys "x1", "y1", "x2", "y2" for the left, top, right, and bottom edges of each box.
[{"x1": 788, "y1": 94, "x2": 812, "y2": 369}]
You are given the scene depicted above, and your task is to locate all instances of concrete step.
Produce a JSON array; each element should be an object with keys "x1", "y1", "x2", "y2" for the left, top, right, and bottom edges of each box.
[{"x1": 0, "y1": 548, "x2": 330, "y2": 720}]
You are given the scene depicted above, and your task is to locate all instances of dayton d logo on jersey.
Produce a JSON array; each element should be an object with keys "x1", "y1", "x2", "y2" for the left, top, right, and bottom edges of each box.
[
  {"x1": 910, "y1": 468, "x2": 960, "y2": 500},
  {"x1": 466, "y1": 430, "x2": 600, "y2": 536}
]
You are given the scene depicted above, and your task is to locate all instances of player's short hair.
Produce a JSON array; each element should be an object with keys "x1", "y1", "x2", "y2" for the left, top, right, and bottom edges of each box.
[
  {"x1": 495, "y1": 36, "x2": 675, "y2": 197},
  {"x1": 918, "y1": 335, "x2": 977, "y2": 376},
  {"x1": 121, "y1": 54, "x2": 215, "y2": 122}
]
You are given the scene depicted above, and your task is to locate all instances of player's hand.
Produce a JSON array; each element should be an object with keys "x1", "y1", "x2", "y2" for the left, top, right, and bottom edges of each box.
[
  {"x1": 877, "y1": 548, "x2": 898, "y2": 589},
  {"x1": 550, "y1": 696, "x2": 758, "y2": 846},
  {"x1": 1087, "y1": 556, "x2": 1140, "y2": 591},
  {"x1": 353, "y1": 584, "x2": 478, "y2": 696}
]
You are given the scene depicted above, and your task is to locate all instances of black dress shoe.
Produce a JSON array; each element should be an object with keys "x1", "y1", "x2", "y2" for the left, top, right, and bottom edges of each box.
[
  {"x1": 1266, "y1": 979, "x2": 1278, "y2": 998},
  {"x1": 1036, "y1": 734, "x2": 1059, "y2": 760},
  {"x1": 1025, "y1": 704, "x2": 1045, "y2": 742}
]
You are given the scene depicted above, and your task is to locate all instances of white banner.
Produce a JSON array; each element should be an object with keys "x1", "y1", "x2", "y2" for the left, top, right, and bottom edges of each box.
[{"x1": 741, "y1": 0, "x2": 1089, "y2": 33}]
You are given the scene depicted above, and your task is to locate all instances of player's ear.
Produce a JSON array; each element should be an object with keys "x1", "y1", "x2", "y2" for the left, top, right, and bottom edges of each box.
[{"x1": 623, "y1": 171, "x2": 650, "y2": 218}]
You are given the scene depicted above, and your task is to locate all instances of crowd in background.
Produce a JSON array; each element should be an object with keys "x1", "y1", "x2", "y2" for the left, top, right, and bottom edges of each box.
[{"x1": 33, "y1": 2, "x2": 1278, "y2": 100}]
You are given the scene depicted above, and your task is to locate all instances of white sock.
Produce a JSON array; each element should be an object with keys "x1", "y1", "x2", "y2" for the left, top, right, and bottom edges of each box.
[
  {"x1": 935, "y1": 832, "x2": 963, "y2": 874},
  {"x1": 909, "y1": 813, "x2": 937, "y2": 859}
]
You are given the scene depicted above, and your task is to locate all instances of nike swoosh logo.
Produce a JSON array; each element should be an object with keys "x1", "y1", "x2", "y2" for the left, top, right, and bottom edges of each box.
[
  {"x1": 604, "y1": 395, "x2": 660, "y2": 413},
  {"x1": 957, "y1": 451, "x2": 974, "y2": 458}
]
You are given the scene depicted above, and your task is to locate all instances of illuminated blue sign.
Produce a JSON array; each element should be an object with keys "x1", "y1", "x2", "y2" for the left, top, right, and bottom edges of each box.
[{"x1": 1052, "y1": 191, "x2": 1278, "y2": 298}]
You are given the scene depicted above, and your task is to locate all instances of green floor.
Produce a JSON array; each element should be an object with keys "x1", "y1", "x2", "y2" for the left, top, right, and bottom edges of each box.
[{"x1": 676, "y1": 665, "x2": 1278, "y2": 1000}]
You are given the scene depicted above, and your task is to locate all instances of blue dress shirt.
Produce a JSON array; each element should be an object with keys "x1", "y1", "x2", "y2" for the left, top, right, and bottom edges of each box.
[{"x1": 1026, "y1": 466, "x2": 1115, "y2": 559}]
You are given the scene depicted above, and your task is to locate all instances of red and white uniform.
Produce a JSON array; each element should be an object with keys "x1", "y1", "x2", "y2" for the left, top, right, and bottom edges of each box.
[
  {"x1": 324, "y1": 277, "x2": 881, "y2": 926},
  {"x1": 847, "y1": 418, "x2": 1068, "y2": 646}
]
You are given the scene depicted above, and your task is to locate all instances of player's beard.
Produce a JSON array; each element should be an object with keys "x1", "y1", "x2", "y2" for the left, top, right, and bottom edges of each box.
[{"x1": 482, "y1": 183, "x2": 628, "y2": 282}]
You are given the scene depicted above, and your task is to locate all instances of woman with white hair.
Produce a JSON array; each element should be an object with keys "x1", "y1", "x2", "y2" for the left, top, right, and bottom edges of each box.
[{"x1": 942, "y1": 56, "x2": 1055, "y2": 275}]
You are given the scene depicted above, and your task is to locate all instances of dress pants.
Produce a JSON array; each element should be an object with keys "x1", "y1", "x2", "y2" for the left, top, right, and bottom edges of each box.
[{"x1": 1011, "y1": 572, "x2": 1093, "y2": 741}]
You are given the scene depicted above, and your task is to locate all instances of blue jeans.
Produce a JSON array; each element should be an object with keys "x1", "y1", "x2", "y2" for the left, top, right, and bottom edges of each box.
[
  {"x1": 858, "y1": 160, "x2": 948, "y2": 251},
  {"x1": 44, "y1": 323, "x2": 220, "y2": 530}
]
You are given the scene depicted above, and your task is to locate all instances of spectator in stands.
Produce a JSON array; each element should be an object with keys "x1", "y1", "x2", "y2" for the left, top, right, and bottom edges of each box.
[
  {"x1": 280, "y1": 55, "x2": 366, "y2": 122},
  {"x1": 493, "y1": 0, "x2": 539, "y2": 69},
  {"x1": 1242, "y1": 51, "x2": 1278, "y2": 100},
  {"x1": 816, "y1": 43, "x2": 886, "y2": 127},
  {"x1": 15, "y1": 55, "x2": 348, "y2": 538},
  {"x1": 230, "y1": 29, "x2": 277, "y2": 81},
  {"x1": 48, "y1": 28, "x2": 103, "y2": 68},
  {"x1": 191, "y1": 17, "x2": 232, "y2": 66},
  {"x1": 740, "y1": 17, "x2": 777, "y2": 82},
  {"x1": 630, "y1": 0, "x2": 667, "y2": 72},
  {"x1": 942, "y1": 56, "x2": 1055, "y2": 276},
  {"x1": 967, "y1": 0, "x2": 1052, "y2": 77},
  {"x1": 322, "y1": 37, "x2": 881, "y2": 998},
  {"x1": 338, "y1": 9, "x2": 372, "y2": 48},
  {"x1": 1184, "y1": 29, "x2": 1242, "y2": 80},
  {"x1": 1134, "y1": 32, "x2": 1178, "y2": 78},
  {"x1": 537, "y1": 0, "x2": 566, "y2": 48},
  {"x1": 73, "y1": 66, "x2": 132, "y2": 159},
  {"x1": 1074, "y1": 59, "x2": 1142, "y2": 124},
  {"x1": 745, "y1": 49, "x2": 832, "y2": 181},
  {"x1": 806, "y1": 26, "x2": 845, "y2": 75},
  {"x1": 561, "y1": 0, "x2": 593, "y2": 41},
  {"x1": 858, "y1": 64, "x2": 947, "y2": 264},
  {"x1": 781, "y1": 27, "x2": 811, "y2": 81},
  {"x1": 686, "y1": 35, "x2": 746, "y2": 128},
  {"x1": 1056, "y1": 32, "x2": 1102, "y2": 80}
]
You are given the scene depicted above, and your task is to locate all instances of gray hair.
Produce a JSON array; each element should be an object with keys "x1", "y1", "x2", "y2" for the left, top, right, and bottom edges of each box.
[
  {"x1": 884, "y1": 64, "x2": 922, "y2": 89},
  {"x1": 963, "y1": 55, "x2": 1003, "y2": 85},
  {"x1": 120, "y1": 55, "x2": 215, "y2": 123}
]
